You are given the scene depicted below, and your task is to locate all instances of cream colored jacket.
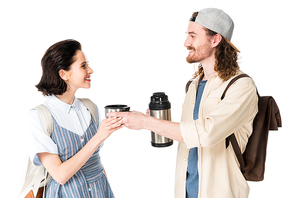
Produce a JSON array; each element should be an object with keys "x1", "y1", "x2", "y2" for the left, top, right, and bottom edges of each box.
[{"x1": 175, "y1": 71, "x2": 258, "y2": 198}]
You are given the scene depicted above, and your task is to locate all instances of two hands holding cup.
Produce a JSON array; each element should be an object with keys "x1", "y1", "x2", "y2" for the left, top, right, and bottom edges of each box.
[
  {"x1": 103, "y1": 105, "x2": 147, "y2": 130},
  {"x1": 96, "y1": 116, "x2": 124, "y2": 143}
]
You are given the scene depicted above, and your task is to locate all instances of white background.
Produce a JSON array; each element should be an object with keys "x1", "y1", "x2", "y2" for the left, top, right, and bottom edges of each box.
[{"x1": 1, "y1": 0, "x2": 295, "y2": 197}]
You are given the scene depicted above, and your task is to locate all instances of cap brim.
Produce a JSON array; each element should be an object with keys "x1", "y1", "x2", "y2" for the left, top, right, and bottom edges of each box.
[{"x1": 224, "y1": 37, "x2": 240, "y2": 53}]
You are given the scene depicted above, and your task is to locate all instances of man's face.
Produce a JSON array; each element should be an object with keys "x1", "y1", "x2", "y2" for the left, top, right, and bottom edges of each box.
[{"x1": 184, "y1": 22, "x2": 214, "y2": 63}]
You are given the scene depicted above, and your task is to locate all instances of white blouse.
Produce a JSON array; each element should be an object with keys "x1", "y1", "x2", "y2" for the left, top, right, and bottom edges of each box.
[{"x1": 28, "y1": 95, "x2": 101, "y2": 166}]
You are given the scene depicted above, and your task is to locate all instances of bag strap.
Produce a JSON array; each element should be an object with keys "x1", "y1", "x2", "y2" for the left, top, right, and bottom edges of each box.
[
  {"x1": 34, "y1": 104, "x2": 54, "y2": 137},
  {"x1": 226, "y1": 134, "x2": 246, "y2": 170},
  {"x1": 221, "y1": 74, "x2": 250, "y2": 100},
  {"x1": 223, "y1": 74, "x2": 251, "y2": 171},
  {"x1": 78, "y1": 98, "x2": 97, "y2": 125},
  {"x1": 19, "y1": 105, "x2": 52, "y2": 198},
  {"x1": 185, "y1": 80, "x2": 193, "y2": 93}
]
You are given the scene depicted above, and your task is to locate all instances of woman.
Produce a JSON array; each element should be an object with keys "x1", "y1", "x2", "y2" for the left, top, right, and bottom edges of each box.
[{"x1": 29, "y1": 39, "x2": 122, "y2": 197}]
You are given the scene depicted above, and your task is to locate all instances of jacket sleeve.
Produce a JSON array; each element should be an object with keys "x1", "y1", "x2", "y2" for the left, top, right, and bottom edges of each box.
[{"x1": 180, "y1": 78, "x2": 258, "y2": 148}]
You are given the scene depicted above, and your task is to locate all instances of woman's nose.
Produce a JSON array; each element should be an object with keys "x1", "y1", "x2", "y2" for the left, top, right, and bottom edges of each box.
[{"x1": 88, "y1": 65, "x2": 93, "y2": 74}]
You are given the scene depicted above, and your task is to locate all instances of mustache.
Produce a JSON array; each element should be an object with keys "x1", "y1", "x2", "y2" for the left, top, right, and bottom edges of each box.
[{"x1": 187, "y1": 47, "x2": 195, "y2": 51}]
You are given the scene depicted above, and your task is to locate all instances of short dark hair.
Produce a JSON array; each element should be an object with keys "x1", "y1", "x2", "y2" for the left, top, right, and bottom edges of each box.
[{"x1": 36, "y1": 39, "x2": 82, "y2": 96}]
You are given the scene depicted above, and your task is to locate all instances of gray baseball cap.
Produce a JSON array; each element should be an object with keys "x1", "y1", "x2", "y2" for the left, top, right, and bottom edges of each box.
[{"x1": 190, "y1": 8, "x2": 239, "y2": 52}]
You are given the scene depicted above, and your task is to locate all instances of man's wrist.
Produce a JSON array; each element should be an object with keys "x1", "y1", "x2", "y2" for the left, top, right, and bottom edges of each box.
[{"x1": 142, "y1": 114, "x2": 156, "y2": 131}]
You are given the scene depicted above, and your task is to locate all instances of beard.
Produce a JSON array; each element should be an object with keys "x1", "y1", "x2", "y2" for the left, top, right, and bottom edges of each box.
[{"x1": 186, "y1": 42, "x2": 214, "y2": 63}]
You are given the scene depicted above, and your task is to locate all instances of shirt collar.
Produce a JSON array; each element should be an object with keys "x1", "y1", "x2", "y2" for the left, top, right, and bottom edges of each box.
[
  {"x1": 192, "y1": 72, "x2": 218, "y2": 83},
  {"x1": 46, "y1": 95, "x2": 80, "y2": 114}
]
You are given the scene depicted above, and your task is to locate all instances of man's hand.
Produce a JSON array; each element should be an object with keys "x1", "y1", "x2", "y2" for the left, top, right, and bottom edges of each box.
[{"x1": 107, "y1": 111, "x2": 149, "y2": 130}]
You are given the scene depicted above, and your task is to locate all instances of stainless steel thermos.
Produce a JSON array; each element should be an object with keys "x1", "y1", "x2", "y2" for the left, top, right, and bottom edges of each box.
[{"x1": 149, "y1": 92, "x2": 173, "y2": 147}]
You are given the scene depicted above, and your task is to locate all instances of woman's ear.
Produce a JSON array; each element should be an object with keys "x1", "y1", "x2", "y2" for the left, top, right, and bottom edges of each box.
[{"x1": 59, "y1": 69, "x2": 68, "y2": 81}]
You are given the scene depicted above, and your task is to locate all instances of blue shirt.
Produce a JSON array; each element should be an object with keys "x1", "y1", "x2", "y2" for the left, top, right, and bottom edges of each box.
[{"x1": 186, "y1": 79, "x2": 207, "y2": 198}]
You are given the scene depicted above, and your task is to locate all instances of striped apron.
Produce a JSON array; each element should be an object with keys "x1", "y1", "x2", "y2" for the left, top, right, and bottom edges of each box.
[{"x1": 45, "y1": 117, "x2": 114, "y2": 198}]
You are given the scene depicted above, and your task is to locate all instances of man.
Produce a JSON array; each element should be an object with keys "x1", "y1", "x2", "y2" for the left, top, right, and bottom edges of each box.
[{"x1": 108, "y1": 8, "x2": 258, "y2": 198}]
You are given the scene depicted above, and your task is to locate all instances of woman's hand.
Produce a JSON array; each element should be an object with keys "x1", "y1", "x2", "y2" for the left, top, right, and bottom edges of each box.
[{"x1": 96, "y1": 117, "x2": 123, "y2": 142}]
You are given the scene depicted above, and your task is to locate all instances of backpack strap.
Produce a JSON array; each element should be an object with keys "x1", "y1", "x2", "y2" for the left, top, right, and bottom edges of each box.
[
  {"x1": 226, "y1": 134, "x2": 246, "y2": 170},
  {"x1": 185, "y1": 80, "x2": 193, "y2": 93},
  {"x1": 78, "y1": 98, "x2": 97, "y2": 125},
  {"x1": 185, "y1": 74, "x2": 205, "y2": 93},
  {"x1": 34, "y1": 104, "x2": 54, "y2": 137},
  {"x1": 221, "y1": 74, "x2": 250, "y2": 100},
  {"x1": 19, "y1": 105, "x2": 52, "y2": 198},
  {"x1": 33, "y1": 104, "x2": 53, "y2": 189},
  {"x1": 223, "y1": 74, "x2": 251, "y2": 171}
]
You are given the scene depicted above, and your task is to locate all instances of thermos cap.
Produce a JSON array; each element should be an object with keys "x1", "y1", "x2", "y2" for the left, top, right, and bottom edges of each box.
[{"x1": 149, "y1": 92, "x2": 171, "y2": 110}]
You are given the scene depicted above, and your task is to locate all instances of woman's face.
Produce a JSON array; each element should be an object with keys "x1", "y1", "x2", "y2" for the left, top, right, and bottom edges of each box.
[{"x1": 60, "y1": 50, "x2": 93, "y2": 91}]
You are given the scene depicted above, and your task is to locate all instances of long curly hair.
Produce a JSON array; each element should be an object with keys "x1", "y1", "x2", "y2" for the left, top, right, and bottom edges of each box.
[{"x1": 191, "y1": 12, "x2": 240, "y2": 81}]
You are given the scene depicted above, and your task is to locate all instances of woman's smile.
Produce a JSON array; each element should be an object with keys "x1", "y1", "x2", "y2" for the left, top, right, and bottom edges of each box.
[{"x1": 85, "y1": 75, "x2": 91, "y2": 82}]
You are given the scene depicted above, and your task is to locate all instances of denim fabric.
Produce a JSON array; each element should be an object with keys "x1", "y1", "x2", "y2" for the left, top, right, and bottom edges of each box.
[{"x1": 186, "y1": 80, "x2": 207, "y2": 198}]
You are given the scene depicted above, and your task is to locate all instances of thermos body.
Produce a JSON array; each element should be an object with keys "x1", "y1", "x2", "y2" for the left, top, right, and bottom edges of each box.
[{"x1": 149, "y1": 92, "x2": 173, "y2": 147}]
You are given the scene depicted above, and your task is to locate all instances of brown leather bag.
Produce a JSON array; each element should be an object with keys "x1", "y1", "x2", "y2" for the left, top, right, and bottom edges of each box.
[
  {"x1": 222, "y1": 74, "x2": 282, "y2": 181},
  {"x1": 24, "y1": 187, "x2": 44, "y2": 198}
]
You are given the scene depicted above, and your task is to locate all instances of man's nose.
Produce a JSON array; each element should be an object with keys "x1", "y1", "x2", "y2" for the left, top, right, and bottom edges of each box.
[{"x1": 184, "y1": 36, "x2": 191, "y2": 48}]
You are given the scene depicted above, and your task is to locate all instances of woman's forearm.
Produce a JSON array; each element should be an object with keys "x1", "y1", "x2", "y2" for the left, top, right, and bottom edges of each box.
[
  {"x1": 38, "y1": 117, "x2": 123, "y2": 185},
  {"x1": 38, "y1": 133, "x2": 103, "y2": 185}
]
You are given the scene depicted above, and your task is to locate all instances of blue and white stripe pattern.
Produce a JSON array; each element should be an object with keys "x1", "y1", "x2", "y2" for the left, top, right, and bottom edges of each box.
[{"x1": 45, "y1": 116, "x2": 114, "y2": 198}]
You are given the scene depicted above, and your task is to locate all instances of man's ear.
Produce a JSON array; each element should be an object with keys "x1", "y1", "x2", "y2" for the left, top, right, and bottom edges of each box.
[
  {"x1": 212, "y1": 34, "x2": 222, "y2": 48},
  {"x1": 59, "y1": 69, "x2": 68, "y2": 81}
]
